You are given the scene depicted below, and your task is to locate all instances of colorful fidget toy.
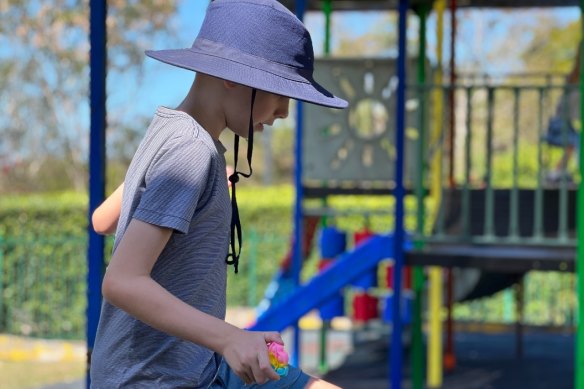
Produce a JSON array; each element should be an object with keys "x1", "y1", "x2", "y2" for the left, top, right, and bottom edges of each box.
[{"x1": 267, "y1": 342, "x2": 289, "y2": 377}]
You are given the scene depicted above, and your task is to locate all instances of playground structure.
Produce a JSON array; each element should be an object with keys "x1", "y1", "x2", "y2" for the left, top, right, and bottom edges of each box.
[
  {"x1": 86, "y1": 0, "x2": 584, "y2": 388},
  {"x1": 250, "y1": 0, "x2": 583, "y2": 388}
]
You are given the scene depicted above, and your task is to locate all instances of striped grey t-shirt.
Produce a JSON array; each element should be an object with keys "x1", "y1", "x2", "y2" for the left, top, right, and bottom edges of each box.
[{"x1": 91, "y1": 107, "x2": 231, "y2": 388}]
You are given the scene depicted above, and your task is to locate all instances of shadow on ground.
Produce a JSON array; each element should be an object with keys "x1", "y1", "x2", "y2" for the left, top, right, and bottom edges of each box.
[{"x1": 324, "y1": 330, "x2": 574, "y2": 389}]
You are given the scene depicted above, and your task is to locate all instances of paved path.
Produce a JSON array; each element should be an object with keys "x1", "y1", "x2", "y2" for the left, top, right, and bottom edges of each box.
[
  {"x1": 38, "y1": 380, "x2": 83, "y2": 389},
  {"x1": 29, "y1": 313, "x2": 575, "y2": 389},
  {"x1": 38, "y1": 327, "x2": 352, "y2": 389}
]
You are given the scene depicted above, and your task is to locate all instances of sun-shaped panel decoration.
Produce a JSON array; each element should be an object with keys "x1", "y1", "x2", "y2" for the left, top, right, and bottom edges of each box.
[{"x1": 303, "y1": 58, "x2": 425, "y2": 188}]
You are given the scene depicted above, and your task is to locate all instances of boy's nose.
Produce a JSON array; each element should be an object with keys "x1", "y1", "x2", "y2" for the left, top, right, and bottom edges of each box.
[
  {"x1": 275, "y1": 99, "x2": 290, "y2": 119},
  {"x1": 275, "y1": 110, "x2": 288, "y2": 120}
]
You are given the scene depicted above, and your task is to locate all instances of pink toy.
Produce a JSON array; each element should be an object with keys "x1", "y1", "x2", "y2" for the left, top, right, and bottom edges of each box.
[{"x1": 267, "y1": 342, "x2": 289, "y2": 377}]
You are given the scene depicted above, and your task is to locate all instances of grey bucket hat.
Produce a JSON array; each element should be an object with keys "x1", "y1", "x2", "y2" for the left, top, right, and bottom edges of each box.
[{"x1": 145, "y1": 0, "x2": 348, "y2": 109}]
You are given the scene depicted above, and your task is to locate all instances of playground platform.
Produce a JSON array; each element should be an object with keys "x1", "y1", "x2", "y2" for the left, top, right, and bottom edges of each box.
[{"x1": 323, "y1": 327, "x2": 574, "y2": 389}]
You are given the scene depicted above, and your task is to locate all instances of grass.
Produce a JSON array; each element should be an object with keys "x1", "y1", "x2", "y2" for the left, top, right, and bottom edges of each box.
[
  {"x1": 0, "y1": 335, "x2": 85, "y2": 389},
  {"x1": 0, "y1": 360, "x2": 84, "y2": 389}
]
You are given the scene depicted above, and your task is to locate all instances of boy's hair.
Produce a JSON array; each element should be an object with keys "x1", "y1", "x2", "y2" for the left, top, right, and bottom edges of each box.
[{"x1": 145, "y1": 0, "x2": 347, "y2": 273}]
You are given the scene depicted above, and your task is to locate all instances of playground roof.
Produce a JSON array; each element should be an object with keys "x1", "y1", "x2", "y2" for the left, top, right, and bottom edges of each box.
[{"x1": 280, "y1": 0, "x2": 580, "y2": 10}]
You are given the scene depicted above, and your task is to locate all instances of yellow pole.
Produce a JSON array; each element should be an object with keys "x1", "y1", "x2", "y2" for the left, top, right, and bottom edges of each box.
[
  {"x1": 428, "y1": 0, "x2": 445, "y2": 387},
  {"x1": 428, "y1": 268, "x2": 443, "y2": 387}
]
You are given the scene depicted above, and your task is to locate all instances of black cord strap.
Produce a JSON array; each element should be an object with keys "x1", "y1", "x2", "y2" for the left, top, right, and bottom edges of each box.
[{"x1": 226, "y1": 88, "x2": 256, "y2": 273}]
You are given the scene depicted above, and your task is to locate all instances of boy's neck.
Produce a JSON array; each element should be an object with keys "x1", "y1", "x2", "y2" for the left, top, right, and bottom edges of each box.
[{"x1": 176, "y1": 75, "x2": 226, "y2": 140}]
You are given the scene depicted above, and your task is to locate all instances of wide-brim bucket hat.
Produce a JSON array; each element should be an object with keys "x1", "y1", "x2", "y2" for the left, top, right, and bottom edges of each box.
[{"x1": 145, "y1": 0, "x2": 348, "y2": 109}]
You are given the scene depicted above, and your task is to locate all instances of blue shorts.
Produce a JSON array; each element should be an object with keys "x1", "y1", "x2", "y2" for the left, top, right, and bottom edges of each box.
[{"x1": 208, "y1": 358, "x2": 311, "y2": 389}]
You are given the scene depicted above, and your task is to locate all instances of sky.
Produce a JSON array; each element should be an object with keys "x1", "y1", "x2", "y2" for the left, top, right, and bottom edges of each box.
[
  {"x1": 130, "y1": 1, "x2": 208, "y2": 113},
  {"x1": 106, "y1": 2, "x2": 582, "y2": 128}
]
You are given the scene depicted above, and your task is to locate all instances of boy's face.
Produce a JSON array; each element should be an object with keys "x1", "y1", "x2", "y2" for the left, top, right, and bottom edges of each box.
[
  {"x1": 252, "y1": 90, "x2": 290, "y2": 133},
  {"x1": 224, "y1": 82, "x2": 290, "y2": 138}
]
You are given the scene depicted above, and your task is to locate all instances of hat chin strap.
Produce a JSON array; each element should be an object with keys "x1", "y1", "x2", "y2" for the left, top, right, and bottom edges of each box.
[{"x1": 226, "y1": 88, "x2": 256, "y2": 274}]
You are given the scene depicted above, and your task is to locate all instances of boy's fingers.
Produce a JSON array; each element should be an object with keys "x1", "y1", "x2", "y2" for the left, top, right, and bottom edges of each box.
[
  {"x1": 258, "y1": 349, "x2": 281, "y2": 381},
  {"x1": 264, "y1": 331, "x2": 284, "y2": 345},
  {"x1": 234, "y1": 366, "x2": 252, "y2": 385},
  {"x1": 241, "y1": 372, "x2": 254, "y2": 385},
  {"x1": 251, "y1": 360, "x2": 267, "y2": 384}
]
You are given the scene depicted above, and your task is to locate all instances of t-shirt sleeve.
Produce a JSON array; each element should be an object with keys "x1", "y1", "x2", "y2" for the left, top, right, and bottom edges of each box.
[{"x1": 134, "y1": 136, "x2": 213, "y2": 234}]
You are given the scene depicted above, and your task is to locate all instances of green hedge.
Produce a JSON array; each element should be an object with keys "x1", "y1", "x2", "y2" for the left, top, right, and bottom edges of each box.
[
  {"x1": 0, "y1": 193, "x2": 88, "y2": 338},
  {"x1": 1, "y1": 187, "x2": 575, "y2": 340},
  {"x1": 0, "y1": 186, "x2": 396, "y2": 338},
  {"x1": 0, "y1": 187, "x2": 296, "y2": 338}
]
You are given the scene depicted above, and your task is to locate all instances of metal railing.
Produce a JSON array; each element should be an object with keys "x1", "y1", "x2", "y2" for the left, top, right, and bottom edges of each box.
[
  {"x1": 410, "y1": 81, "x2": 580, "y2": 246},
  {"x1": 454, "y1": 271, "x2": 576, "y2": 328},
  {"x1": 0, "y1": 236, "x2": 87, "y2": 339}
]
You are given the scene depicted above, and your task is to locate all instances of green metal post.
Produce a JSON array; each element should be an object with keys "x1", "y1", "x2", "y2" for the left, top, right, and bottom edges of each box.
[
  {"x1": 573, "y1": 273, "x2": 577, "y2": 328},
  {"x1": 318, "y1": 319, "x2": 329, "y2": 374},
  {"x1": 503, "y1": 289, "x2": 513, "y2": 323},
  {"x1": 0, "y1": 236, "x2": 3, "y2": 331},
  {"x1": 5, "y1": 242, "x2": 12, "y2": 333},
  {"x1": 324, "y1": 0, "x2": 331, "y2": 55},
  {"x1": 534, "y1": 88, "x2": 544, "y2": 241},
  {"x1": 319, "y1": 0, "x2": 332, "y2": 374},
  {"x1": 462, "y1": 87, "x2": 472, "y2": 239},
  {"x1": 412, "y1": 5, "x2": 430, "y2": 389},
  {"x1": 484, "y1": 87, "x2": 495, "y2": 240},
  {"x1": 509, "y1": 88, "x2": 520, "y2": 240},
  {"x1": 514, "y1": 281, "x2": 524, "y2": 359},
  {"x1": 435, "y1": 89, "x2": 449, "y2": 237},
  {"x1": 17, "y1": 253, "x2": 24, "y2": 330},
  {"x1": 559, "y1": 84, "x2": 570, "y2": 242},
  {"x1": 576, "y1": 1, "x2": 584, "y2": 386},
  {"x1": 248, "y1": 230, "x2": 258, "y2": 307}
]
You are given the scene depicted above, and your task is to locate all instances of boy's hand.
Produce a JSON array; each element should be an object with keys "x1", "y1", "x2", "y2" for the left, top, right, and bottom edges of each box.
[{"x1": 220, "y1": 329, "x2": 283, "y2": 385}]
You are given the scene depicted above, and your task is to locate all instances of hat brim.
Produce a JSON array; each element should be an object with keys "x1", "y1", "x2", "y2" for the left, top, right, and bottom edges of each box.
[{"x1": 145, "y1": 48, "x2": 348, "y2": 109}]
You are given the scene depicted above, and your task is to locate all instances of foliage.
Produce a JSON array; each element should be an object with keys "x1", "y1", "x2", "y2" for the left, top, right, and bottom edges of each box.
[
  {"x1": 0, "y1": 178, "x2": 577, "y2": 340},
  {"x1": 0, "y1": 185, "x2": 407, "y2": 338},
  {"x1": 0, "y1": 0, "x2": 180, "y2": 192},
  {"x1": 0, "y1": 186, "x2": 298, "y2": 338},
  {"x1": 454, "y1": 272, "x2": 576, "y2": 327},
  {"x1": 519, "y1": 18, "x2": 581, "y2": 75},
  {"x1": 0, "y1": 190, "x2": 89, "y2": 338},
  {"x1": 335, "y1": 14, "x2": 399, "y2": 57}
]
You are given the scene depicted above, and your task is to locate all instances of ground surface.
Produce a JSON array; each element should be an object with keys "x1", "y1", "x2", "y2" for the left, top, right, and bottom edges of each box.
[{"x1": 2, "y1": 312, "x2": 574, "y2": 389}]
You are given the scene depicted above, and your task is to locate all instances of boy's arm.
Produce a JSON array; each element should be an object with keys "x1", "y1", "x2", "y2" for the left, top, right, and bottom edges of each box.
[
  {"x1": 92, "y1": 183, "x2": 124, "y2": 235},
  {"x1": 102, "y1": 218, "x2": 281, "y2": 385}
]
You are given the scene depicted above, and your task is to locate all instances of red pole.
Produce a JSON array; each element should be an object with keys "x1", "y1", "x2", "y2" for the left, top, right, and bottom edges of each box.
[{"x1": 444, "y1": 0, "x2": 458, "y2": 373}]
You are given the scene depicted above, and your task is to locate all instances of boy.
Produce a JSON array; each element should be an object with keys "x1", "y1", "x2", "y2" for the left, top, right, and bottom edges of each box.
[
  {"x1": 543, "y1": 40, "x2": 581, "y2": 183},
  {"x1": 90, "y1": 0, "x2": 347, "y2": 388}
]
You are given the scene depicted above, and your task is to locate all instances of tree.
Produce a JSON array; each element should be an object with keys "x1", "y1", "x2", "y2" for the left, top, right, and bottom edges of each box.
[
  {"x1": 0, "y1": 0, "x2": 180, "y2": 192},
  {"x1": 334, "y1": 13, "x2": 402, "y2": 57},
  {"x1": 519, "y1": 17, "x2": 580, "y2": 75}
]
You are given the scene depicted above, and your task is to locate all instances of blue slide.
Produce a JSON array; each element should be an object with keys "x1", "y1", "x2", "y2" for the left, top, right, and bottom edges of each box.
[{"x1": 249, "y1": 235, "x2": 394, "y2": 332}]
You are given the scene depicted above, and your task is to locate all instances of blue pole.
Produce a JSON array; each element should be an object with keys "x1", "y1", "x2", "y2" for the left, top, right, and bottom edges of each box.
[
  {"x1": 87, "y1": 0, "x2": 107, "y2": 387},
  {"x1": 292, "y1": 0, "x2": 306, "y2": 369},
  {"x1": 391, "y1": 1, "x2": 408, "y2": 389}
]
